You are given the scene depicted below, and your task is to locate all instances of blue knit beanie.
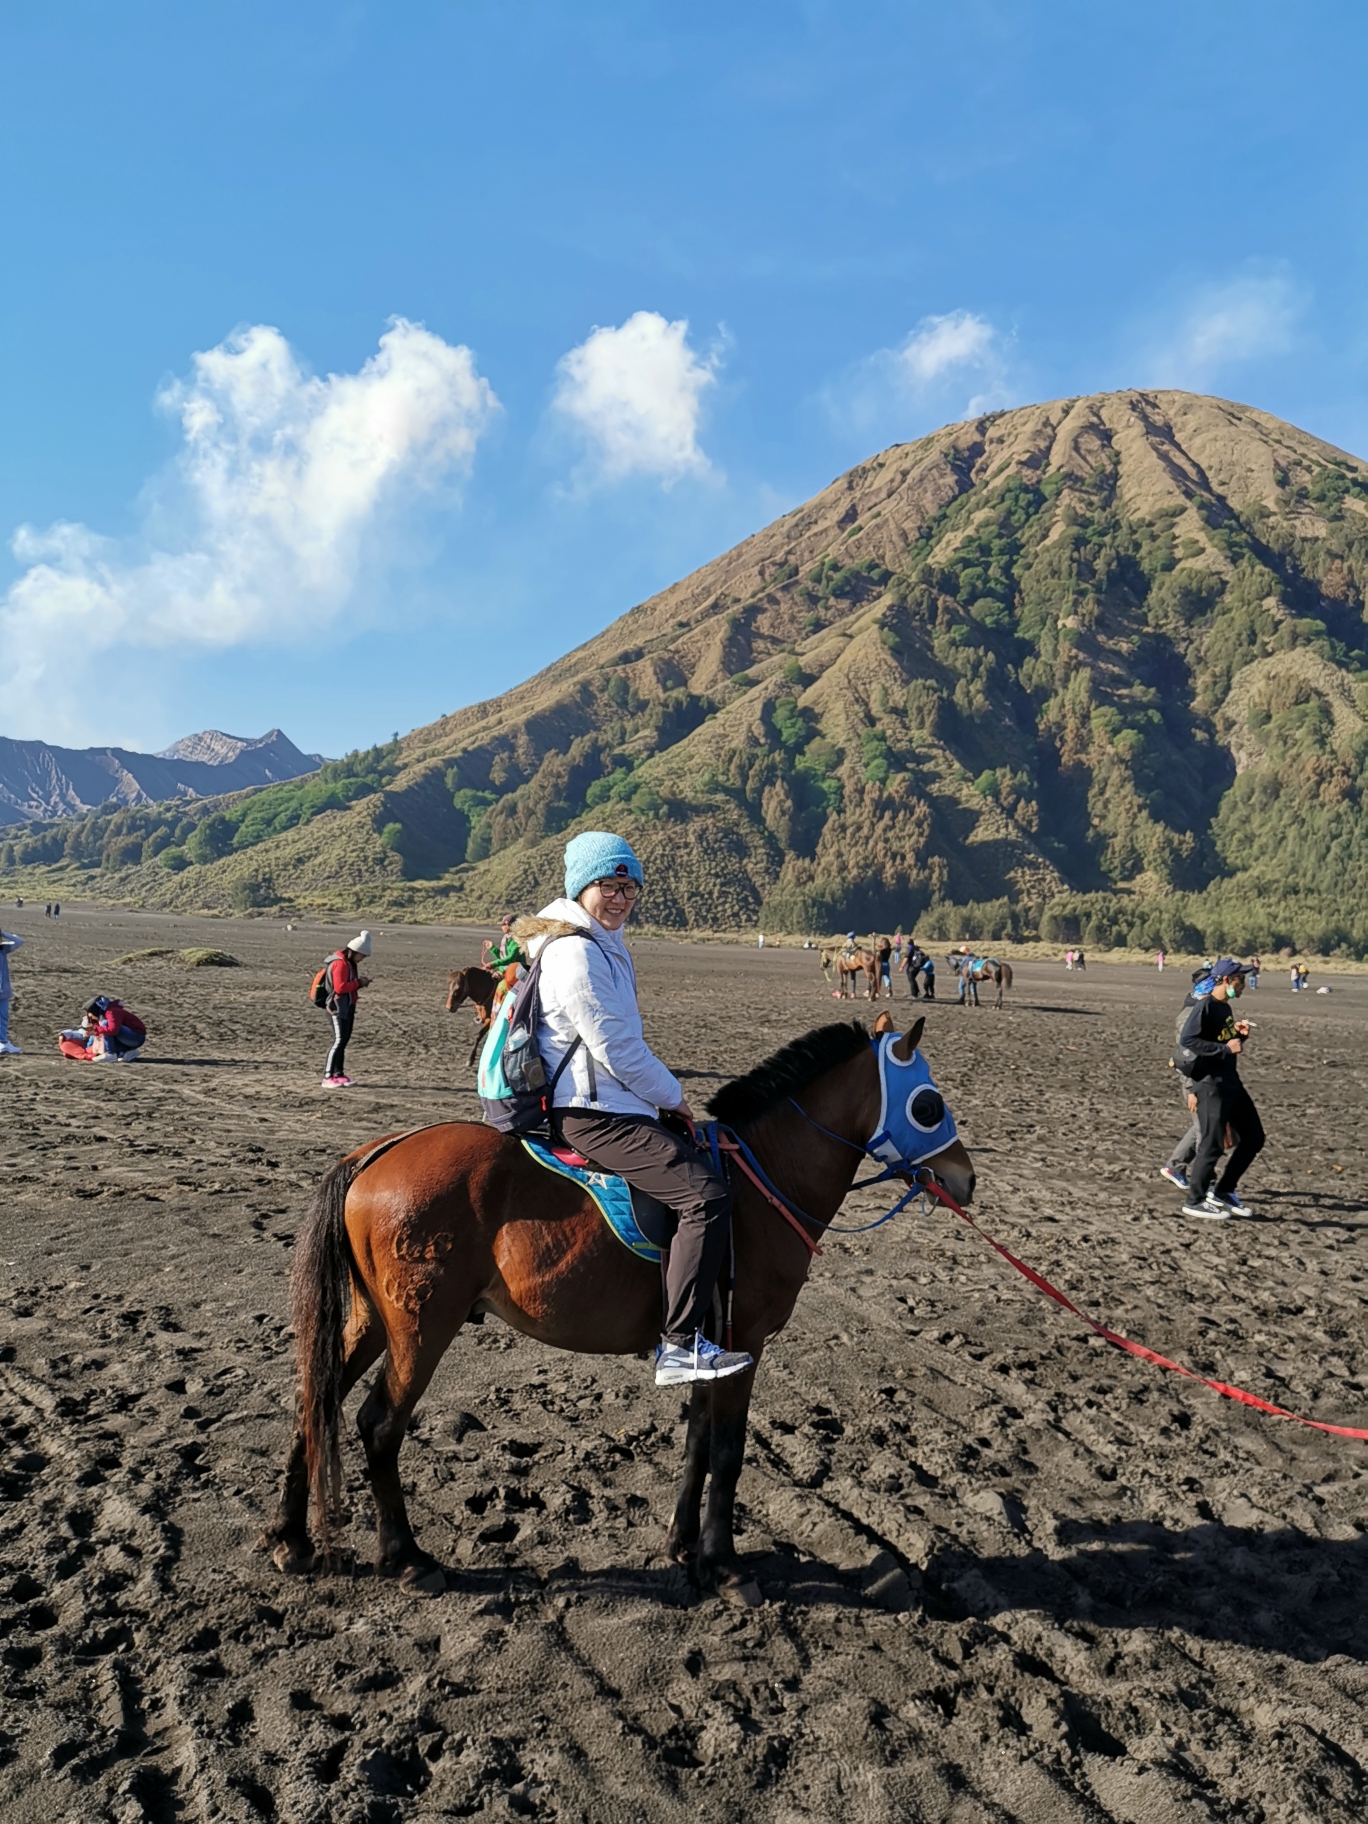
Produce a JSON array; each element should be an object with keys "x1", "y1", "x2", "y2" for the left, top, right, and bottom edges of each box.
[{"x1": 564, "y1": 830, "x2": 644, "y2": 901}]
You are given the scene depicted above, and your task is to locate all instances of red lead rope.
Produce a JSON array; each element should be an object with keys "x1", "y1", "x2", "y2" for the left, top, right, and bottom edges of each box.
[{"x1": 918, "y1": 1178, "x2": 1368, "y2": 1443}]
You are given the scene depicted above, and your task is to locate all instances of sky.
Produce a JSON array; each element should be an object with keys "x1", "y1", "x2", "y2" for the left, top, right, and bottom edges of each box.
[{"x1": 1, "y1": 1, "x2": 1366, "y2": 755}]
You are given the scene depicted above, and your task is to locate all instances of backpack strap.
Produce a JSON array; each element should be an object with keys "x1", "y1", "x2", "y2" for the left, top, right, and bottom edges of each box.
[{"x1": 526, "y1": 929, "x2": 592, "y2": 1100}]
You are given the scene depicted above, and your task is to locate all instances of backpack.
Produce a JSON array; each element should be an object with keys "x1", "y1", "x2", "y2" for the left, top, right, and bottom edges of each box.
[
  {"x1": 1170, "y1": 987, "x2": 1211, "y2": 1075},
  {"x1": 478, "y1": 932, "x2": 588, "y2": 1134},
  {"x1": 311, "y1": 953, "x2": 344, "y2": 1009}
]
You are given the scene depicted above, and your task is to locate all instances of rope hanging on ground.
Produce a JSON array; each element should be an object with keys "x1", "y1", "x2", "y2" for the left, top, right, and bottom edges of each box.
[{"x1": 920, "y1": 1177, "x2": 1368, "y2": 1443}]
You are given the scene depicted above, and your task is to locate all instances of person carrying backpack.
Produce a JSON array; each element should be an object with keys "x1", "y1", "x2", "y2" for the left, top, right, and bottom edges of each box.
[
  {"x1": 519, "y1": 830, "x2": 752, "y2": 1389},
  {"x1": 319, "y1": 932, "x2": 372, "y2": 1087},
  {"x1": 1159, "y1": 967, "x2": 1214, "y2": 1194}
]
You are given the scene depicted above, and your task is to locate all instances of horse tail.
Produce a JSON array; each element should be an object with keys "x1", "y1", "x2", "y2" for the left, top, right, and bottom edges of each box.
[
  {"x1": 1001, "y1": 962, "x2": 1014, "y2": 991},
  {"x1": 291, "y1": 1153, "x2": 362, "y2": 1551}
]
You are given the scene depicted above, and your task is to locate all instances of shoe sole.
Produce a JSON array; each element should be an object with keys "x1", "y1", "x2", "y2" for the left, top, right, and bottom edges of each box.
[
  {"x1": 1159, "y1": 1172, "x2": 1188, "y2": 1188},
  {"x1": 1182, "y1": 1203, "x2": 1231, "y2": 1220},
  {"x1": 654, "y1": 1359, "x2": 752, "y2": 1387}
]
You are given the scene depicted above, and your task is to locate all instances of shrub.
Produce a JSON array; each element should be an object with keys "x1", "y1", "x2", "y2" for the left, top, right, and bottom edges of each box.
[
  {"x1": 186, "y1": 814, "x2": 234, "y2": 865},
  {"x1": 160, "y1": 847, "x2": 190, "y2": 872}
]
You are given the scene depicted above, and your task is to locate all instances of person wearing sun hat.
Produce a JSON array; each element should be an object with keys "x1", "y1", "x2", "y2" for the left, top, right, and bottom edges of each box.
[
  {"x1": 321, "y1": 930, "x2": 372, "y2": 1087},
  {"x1": 516, "y1": 830, "x2": 753, "y2": 1388}
]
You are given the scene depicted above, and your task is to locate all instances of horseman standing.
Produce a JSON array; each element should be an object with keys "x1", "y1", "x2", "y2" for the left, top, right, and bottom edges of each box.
[{"x1": 523, "y1": 831, "x2": 753, "y2": 1388}]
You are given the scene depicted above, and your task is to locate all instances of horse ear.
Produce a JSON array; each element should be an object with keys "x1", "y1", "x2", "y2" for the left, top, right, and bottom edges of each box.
[{"x1": 891, "y1": 1017, "x2": 926, "y2": 1061}]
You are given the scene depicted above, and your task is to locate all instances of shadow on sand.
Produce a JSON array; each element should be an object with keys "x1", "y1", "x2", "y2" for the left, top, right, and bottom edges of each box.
[{"x1": 919, "y1": 1517, "x2": 1368, "y2": 1663}]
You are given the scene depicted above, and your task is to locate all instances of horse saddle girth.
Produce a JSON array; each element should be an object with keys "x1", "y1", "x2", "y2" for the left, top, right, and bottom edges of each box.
[{"x1": 520, "y1": 1136, "x2": 674, "y2": 1263}]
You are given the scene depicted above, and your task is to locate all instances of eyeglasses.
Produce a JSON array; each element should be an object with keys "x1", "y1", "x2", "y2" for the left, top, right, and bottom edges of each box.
[{"x1": 594, "y1": 877, "x2": 641, "y2": 900}]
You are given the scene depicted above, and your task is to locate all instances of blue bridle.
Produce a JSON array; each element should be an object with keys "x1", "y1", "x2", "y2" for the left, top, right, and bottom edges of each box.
[{"x1": 703, "y1": 1032, "x2": 961, "y2": 1240}]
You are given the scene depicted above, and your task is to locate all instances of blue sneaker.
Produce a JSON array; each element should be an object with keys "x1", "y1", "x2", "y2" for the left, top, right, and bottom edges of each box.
[
  {"x1": 654, "y1": 1332, "x2": 754, "y2": 1387},
  {"x1": 1213, "y1": 1188, "x2": 1250, "y2": 1216},
  {"x1": 1160, "y1": 1165, "x2": 1189, "y2": 1190}
]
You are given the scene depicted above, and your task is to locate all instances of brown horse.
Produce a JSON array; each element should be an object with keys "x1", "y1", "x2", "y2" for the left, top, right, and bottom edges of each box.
[
  {"x1": 832, "y1": 947, "x2": 879, "y2": 1000},
  {"x1": 954, "y1": 955, "x2": 1014, "y2": 1011},
  {"x1": 259, "y1": 1019, "x2": 974, "y2": 1603},
  {"x1": 445, "y1": 965, "x2": 499, "y2": 1066}
]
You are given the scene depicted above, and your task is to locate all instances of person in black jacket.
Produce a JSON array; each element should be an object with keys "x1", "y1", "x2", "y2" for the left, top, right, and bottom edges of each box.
[{"x1": 1177, "y1": 958, "x2": 1263, "y2": 1220}]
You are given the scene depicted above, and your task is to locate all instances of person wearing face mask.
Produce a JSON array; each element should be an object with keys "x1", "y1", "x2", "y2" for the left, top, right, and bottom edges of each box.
[
  {"x1": 1178, "y1": 958, "x2": 1263, "y2": 1220},
  {"x1": 522, "y1": 830, "x2": 753, "y2": 1389}
]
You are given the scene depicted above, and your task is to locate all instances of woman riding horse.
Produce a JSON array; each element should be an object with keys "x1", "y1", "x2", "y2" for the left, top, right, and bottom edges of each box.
[{"x1": 521, "y1": 830, "x2": 751, "y2": 1389}]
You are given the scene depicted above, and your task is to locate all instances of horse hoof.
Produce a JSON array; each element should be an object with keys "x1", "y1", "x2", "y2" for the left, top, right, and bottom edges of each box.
[
  {"x1": 717, "y1": 1575, "x2": 763, "y2": 1609},
  {"x1": 270, "y1": 1540, "x2": 315, "y2": 1576},
  {"x1": 400, "y1": 1564, "x2": 446, "y2": 1596}
]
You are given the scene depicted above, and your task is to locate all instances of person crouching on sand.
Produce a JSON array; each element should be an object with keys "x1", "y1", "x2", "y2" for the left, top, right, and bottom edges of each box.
[{"x1": 322, "y1": 932, "x2": 372, "y2": 1087}]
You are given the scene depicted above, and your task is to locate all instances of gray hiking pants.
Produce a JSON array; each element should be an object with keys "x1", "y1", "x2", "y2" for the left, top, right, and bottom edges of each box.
[
  {"x1": 555, "y1": 1109, "x2": 731, "y2": 1345},
  {"x1": 1166, "y1": 1076, "x2": 1199, "y2": 1171}
]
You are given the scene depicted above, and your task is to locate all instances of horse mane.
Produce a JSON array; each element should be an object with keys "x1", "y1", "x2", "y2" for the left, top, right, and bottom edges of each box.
[{"x1": 707, "y1": 1021, "x2": 870, "y2": 1127}]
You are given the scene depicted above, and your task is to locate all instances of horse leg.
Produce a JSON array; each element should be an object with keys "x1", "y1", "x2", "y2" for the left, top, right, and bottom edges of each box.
[
  {"x1": 695, "y1": 1366, "x2": 761, "y2": 1605},
  {"x1": 664, "y1": 1383, "x2": 712, "y2": 1564},
  {"x1": 259, "y1": 1291, "x2": 385, "y2": 1573},
  {"x1": 355, "y1": 1319, "x2": 461, "y2": 1593}
]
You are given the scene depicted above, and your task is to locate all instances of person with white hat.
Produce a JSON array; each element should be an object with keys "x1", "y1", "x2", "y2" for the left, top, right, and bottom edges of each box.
[
  {"x1": 521, "y1": 830, "x2": 753, "y2": 1388},
  {"x1": 322, "y1": 931, "x2": 372, "y2": 1088}
]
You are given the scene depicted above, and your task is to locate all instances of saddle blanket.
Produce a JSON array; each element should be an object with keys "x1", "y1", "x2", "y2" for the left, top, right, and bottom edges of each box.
[{"x1": 520, "y1": 1136, "x2": 673, "y2": 1264}]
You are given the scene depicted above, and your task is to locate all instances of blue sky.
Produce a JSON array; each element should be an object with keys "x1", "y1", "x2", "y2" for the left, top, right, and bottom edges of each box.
[{"x1": 2, "y1": 2, "x2": 1366, "y2": 754}]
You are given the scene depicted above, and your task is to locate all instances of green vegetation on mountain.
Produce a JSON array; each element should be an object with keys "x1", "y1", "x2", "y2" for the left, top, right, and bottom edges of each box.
[{"x1": 6, "y1": 390, "x2": 1368, "y2": 954}]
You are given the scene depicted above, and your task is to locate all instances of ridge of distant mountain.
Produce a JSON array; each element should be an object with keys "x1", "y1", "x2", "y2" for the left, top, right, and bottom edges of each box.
[
  {"x1": 157, "y1": 728, "x2": 323, "y2": 769},
  {"x1": 6, "y1": 389, "x2": 1368, "y2": 955},
  {"x1": 0, "y1": 729, "x2": 323, "y2": 826}
]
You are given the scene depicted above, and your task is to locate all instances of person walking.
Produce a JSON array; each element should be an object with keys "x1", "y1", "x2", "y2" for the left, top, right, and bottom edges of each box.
[
  {"x1": 1178, "y1": 959, "x2": 1263, "y2": 1220},
  {"x1": 525, "y1": 829, "x2": 752, "y2": 1388},
  {"x1": 321, "y1": 932, "x2": 372, "y2": 1087},
  {"x1": 0, "y1": 927, "x2": 24, "y2": 1054},
  {"x1": 1159, "y1": 967, "x2": 1214, "y2": 1192},
  {"x1": 1156, "y1": 950, "x2": 1165, "y2": 972}
]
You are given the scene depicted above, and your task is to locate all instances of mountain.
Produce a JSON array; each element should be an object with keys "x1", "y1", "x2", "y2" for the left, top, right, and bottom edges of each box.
[
  {"x1": 5, "y1": 390, "x2": 1368, "y2": 954},
  {"x1": 0, "y1": 729, "x2": 324, "y2": 826}
]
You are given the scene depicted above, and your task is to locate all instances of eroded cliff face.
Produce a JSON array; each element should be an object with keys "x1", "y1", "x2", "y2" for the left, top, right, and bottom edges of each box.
[
  {"x1": 11, "y1": 392, "x2": 1368, "y2": 938},
  {"x1": 0, "y1": 729, "x2": 321, "y2": 826}
]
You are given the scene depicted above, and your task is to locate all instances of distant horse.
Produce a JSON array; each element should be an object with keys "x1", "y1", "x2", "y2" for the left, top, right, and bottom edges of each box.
[
  {"x1": 445, "y1": 965, "x2": 499, "y2": 1066},
  {"x1": 834, "y1": 948, "x2": 880, "y2": 1000},
  {"x1": 950, "y1": 952, "x2": 1014, "y2": 1011},
  {"x1": 259, "y1": 1019, "x2": 974, "y2": 1604}
]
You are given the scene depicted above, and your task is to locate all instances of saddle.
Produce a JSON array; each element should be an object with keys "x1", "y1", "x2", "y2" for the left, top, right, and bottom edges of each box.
[{"x1": 521, "y1": 1137, "x2": 675, "y2": 1263}]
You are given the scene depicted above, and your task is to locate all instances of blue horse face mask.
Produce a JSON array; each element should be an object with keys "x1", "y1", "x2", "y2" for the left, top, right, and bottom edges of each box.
[{"x1": 869, "y1": 1032, "x2": 959, "y2": 1168}]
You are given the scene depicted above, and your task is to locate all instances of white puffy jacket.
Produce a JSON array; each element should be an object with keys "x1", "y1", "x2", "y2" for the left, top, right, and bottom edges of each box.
[{"x1": 519, "y1": 898, "x2": 681, "y2": 1118}]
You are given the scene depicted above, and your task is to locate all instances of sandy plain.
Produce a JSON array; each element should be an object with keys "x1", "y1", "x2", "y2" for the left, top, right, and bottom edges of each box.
[{"x1": 2, "y1": 905, "x2": 1367, "y2": 1823}]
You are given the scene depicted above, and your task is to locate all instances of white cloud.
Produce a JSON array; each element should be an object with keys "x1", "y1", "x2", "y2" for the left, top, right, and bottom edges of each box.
[
  {"x1": 552, "y1": 311, "x2": 718, "y2": 484},
  {"x1": 825, "y1": 310, "x2": 1013, "y2": 439},
  {"x1": 896, "y1": 311, "x2": 998, "y2": 385},
  {"x1": 1149, "y1": 272, "x2": 1304, "y2": 387},
  {"x1": 1, "y1": 318, "x2": 499, "y2": 710}
]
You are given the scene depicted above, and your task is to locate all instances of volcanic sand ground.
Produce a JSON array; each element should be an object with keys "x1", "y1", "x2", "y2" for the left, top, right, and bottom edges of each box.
[{"x1": 2, "y1": 907, "x2": 1367, "y2": 1823}]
